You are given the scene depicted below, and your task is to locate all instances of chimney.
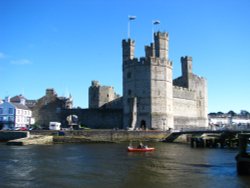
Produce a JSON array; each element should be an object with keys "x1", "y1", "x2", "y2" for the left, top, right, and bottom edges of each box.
[{"x1": 5, "y1": 96, "x2": 10, "y2": 102}]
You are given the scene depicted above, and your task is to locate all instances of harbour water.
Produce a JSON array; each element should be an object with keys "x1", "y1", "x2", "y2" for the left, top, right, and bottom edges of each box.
[{"x1": 0, "y1": 142, "x2": 249, "y2": 188}]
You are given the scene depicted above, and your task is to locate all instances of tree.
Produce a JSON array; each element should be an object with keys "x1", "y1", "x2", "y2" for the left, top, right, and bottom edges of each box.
[
  {"x1": 208, "y1": 112, "x2": 217, "y2": 116},
  {"x1": 217, "y1": 111, "x2": 224, "y2": 116},
  {"x1": 227, "y1": 110, "x2": 237, "y2": 117},
  {"x1": 240, "y1": 110, "x2": 250, "y2": 117}
]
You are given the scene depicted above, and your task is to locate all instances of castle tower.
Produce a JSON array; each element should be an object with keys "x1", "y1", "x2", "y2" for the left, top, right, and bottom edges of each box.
[
  {"x1": 150, "y1": 32, "x2": 173, "y2": 130},
  {"x1": 154, "y1": 32, "x2": 169, "y2": 59},
  {"x1": 181, "y1": 56, "x2": 193, "y2": 88},
  {"x1": 122, "y1": 39, "x2": 138, "y2": 128},
  {"x1": 122, "y1": 39, "x2": 135, "y2": 62},
  {"x1": 89, "y1": 81, "x2": 100, "y2": 108},
  {"x1": 122, "y1": 31, "x2": 174, "y2": 130},
  {"x1": 89, "y1": 80, "x2": 118, "y2": 109}
]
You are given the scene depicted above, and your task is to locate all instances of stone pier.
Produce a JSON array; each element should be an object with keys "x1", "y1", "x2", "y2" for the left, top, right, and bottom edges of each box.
[{"x1": 7, "y1": 135, "x2": 53, "y2": 146}]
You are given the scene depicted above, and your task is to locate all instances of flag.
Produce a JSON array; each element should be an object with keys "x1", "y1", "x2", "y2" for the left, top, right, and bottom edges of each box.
[
  {"x1": 129, "y1": 16, "x2": 136, "y2": 20},
  {"x1": 153, "y1": 20, "x2": 160, "y2": 25}
]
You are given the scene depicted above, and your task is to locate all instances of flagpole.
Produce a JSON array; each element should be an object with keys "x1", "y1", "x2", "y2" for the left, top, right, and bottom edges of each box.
[
  {"x1": 152, "y1": 20, "x2": 160, "y2": 42},
  {"x1": 128, "y1": 16, "x2": 136, "y2": 39},
  {"x1": 152, "y1": 21, "x2": 154, "y2": 42},
  {"x1": 128, "y1": 19, "x2": 130, "y2": 38}
]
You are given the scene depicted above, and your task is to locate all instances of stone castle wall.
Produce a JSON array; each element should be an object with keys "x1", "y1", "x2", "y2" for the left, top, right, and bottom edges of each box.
[
  {"x1": 173, "y1": 73, "x2": 208, "y2": 128},
  {"x1": 122, "y1": 58, "x2": 151, "y2": 129},
  {"x1": 61, "y1": 109, "x2": 123, "y2": 129}
]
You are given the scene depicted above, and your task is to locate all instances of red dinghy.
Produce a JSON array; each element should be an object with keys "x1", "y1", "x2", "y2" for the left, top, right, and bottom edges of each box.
[{"x1": 127, "y1": 146, "x2": 155, "y2": 152}]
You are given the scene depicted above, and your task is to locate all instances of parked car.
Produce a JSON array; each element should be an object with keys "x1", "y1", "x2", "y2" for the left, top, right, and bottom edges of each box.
[{"x1": 20, "y1": 127, "x2": 28, "y2": 131}]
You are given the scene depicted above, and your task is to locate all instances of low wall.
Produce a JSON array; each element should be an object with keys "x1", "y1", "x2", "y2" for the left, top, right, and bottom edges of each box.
[
  {"x1": 0, "y1": 131, "x2": 29, "y2": 141},
  {"x1": 31, "y1": 130, "x2": 170, "y2": 143}
]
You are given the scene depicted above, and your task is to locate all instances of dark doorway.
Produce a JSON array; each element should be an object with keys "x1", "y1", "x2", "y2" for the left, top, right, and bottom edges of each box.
[{"x1": 140, "y1": 120, "x2": 146, "y2": 130}]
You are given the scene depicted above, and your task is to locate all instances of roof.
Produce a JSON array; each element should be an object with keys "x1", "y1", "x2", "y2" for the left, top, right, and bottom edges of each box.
[
  {"x1": 11, "y1": 102, "x2": 30, "y2": 110},
  {"x1": 10, "y1": 95, "x2": 26, "y2": 103},
  {"x1": 25, "y1": 100, "x2": 37, "y2": 108}
]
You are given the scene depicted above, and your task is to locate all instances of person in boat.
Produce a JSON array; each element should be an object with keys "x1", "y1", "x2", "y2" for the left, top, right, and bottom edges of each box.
[
  {"x1": 137, "y1": 142, "x2": 145, "y2": 149},
  {"x1": 128, "y1": 142, "x2": 133, "y2": 148}
]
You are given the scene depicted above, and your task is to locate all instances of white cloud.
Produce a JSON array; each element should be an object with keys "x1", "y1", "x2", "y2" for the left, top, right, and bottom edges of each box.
[{"x1": 10, "y1": 59, "x2": 32, "y2": 65}]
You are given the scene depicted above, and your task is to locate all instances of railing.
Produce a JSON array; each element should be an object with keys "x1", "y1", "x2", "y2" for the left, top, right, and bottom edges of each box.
[{"x1": 172, "y1": 126, "x2": 250, "y2": 133}]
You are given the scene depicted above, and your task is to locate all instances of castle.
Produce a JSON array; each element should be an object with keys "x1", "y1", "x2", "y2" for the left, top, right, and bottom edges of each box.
[
  {"x1": 1, "y1": 31, "x2": 207, "y2": 131},
  {"x1": 88, "y1": 31, "x2": 208, "y2": 130}
]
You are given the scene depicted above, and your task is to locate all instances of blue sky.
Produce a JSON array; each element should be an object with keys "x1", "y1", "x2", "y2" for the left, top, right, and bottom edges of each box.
[{"x1": 0, "y1": 0, "x2": 249, "y2": 113}]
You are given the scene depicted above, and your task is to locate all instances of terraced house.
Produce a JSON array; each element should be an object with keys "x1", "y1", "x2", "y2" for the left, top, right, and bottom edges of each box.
[{"x1": 0, "y1": 96, "x2": 34, "y2": 130}]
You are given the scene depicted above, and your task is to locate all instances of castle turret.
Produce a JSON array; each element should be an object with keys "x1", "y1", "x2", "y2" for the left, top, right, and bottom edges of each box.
[
  {"x1": 89, "y1": 81, "x2": 101, "y2": 109},
  {"x1": 122, "y1": 39, "x2": 135, "y2": 62},
  {"x1": 154, "y1": 32, "x2": 169, "y2": 59},
  {"x1": 145, "y1": 43, "x2": 155, "y2": 58},
  {"x1": 181, "y1": 56, "x2": 193, "y2": 88}
]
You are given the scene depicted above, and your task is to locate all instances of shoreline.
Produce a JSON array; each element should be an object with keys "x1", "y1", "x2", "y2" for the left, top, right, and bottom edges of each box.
[{"x1": 1, "y1": 130, "x2": 191, "y2": 145}]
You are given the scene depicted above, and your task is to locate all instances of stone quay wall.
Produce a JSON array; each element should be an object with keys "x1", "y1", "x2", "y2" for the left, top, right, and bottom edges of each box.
[
  {"x1": 7, "y1": 135, "x2": 53, "y2": 146},
  {"x1": 0, "y1": 131, "x2": 29, "y2": 141},
  {"x1": 30, "y1": 130, "x2": 170, "y2": 143}
]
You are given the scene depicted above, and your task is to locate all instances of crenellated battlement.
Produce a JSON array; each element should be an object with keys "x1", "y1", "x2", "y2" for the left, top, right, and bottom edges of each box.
[
  {"x1": 122, "y1": 39, "x2": 135, "y2": 46},
  {"x1": 154, "y1": 31, "x2": 169, "y2": 38},
  {"x1": 173, "y1": 85, "x2": 194, "y2": 92},
  {"x1": 173, "y1": 85, "x2": 196, "y2": 101},
  {"x1": 151, "y1": 57, "x2": 172, "y2": 67},
  {"x1": 91, "y1": 80, "x2": 100, "y2": 87},
  {"x1": 181, "y1": 56, "x2": 192, "y2": 62}
]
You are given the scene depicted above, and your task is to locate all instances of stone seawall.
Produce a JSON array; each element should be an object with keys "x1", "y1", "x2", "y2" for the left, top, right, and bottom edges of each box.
[
  {"x1": 30, "y1": 130, "x2": 170, "y2": 143},
  {"x1": 0, "y1": 131, "x2": 29, "y2": 141},
  {"x1": 7, "y1": 135, "x2": 53, "y2": 146}
]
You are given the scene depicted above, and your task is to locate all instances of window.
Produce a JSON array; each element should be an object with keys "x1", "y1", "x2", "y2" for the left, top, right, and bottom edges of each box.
[
  {"x1": 127, "y1": 72, "x2": 131, "y2": 79},
  {"x1": 8, "y1": 108, "x2": 13, "y2": 114},
  {"x1": 128, "y1": 89, "x2": 132, "y2": 96},
  {"x1": 8, "y1": 116, "x2": 14, "y2": 122},
  {"x1": 0, "y1": 117, "x2": 2, "y2": 121},
  {"x1": 16, "y1": 117, "x2": 20, "y2": 123},
  {"x1": 0, "y1": 108, "x2": 3, "y2": 114},
  {"x1": 56, "y1": 108, "x2": 61, "y2": 113}
]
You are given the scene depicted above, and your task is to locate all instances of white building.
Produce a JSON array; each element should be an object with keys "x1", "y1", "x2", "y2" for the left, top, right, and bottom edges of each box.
[
  {"x1": 0, "y1": 96, "x2": 34, "y2": 130},
  {"x1": 209, "y1": 115, "x2": 250, "y2": 130}
]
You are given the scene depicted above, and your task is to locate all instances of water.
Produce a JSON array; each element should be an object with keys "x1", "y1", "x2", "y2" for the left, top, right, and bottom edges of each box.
[{"x1": 0, "y1": 142, "x2": 249, "y2": 188}]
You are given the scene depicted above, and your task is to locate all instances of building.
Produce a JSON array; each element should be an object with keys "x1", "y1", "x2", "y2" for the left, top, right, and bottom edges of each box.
[
  {"x1": 0, "y1": 96, "x2": 34, "y2": 130},
  {"x1": 29, "y1": 88, "x2": 73, "y2": 127},
  {"x1": 87, "y1": 31, "x2": 208, "y2": 130},
  {"x1": 209, "y1": 113, "x2": 250, "y2": 130}
]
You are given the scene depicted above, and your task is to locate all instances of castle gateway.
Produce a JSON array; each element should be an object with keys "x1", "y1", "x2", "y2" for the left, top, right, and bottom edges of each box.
[{"x1": 88, "y1": 31, "x2": 208, "y2": 130}]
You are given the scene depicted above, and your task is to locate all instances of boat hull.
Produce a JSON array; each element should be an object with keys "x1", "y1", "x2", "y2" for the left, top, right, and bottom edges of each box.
[{"x1": 127, "y1": 147, "x2": 155, "y2": 152}]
